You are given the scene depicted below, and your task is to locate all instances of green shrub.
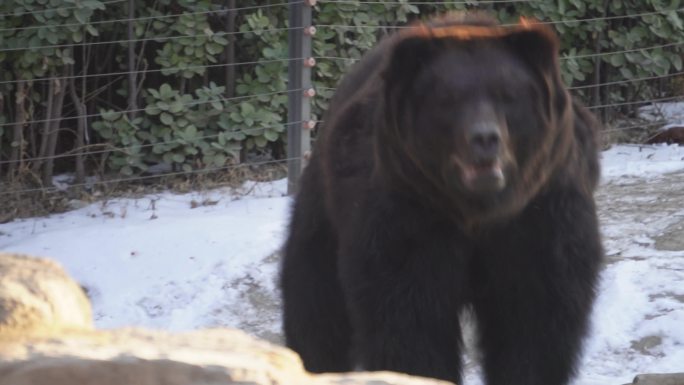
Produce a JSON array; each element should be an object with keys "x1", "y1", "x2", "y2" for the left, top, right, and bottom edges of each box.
[{"x1": 1, "y1": 0, "x2": 683, "y2": 180}]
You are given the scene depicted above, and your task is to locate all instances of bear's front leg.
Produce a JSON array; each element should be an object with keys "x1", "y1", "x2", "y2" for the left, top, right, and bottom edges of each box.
[
  {"x1": 336, "y1": 197, "x2": 469, "y2": 385},
  {"x1": 472, "y1": 188, "x2": 603, "y2": 385}
]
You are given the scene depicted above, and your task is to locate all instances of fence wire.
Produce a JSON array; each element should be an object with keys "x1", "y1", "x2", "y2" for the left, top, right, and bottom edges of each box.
[
  {"x1": 0, "y1": 27, "x2": 296, "y2": 53},
  {"x1": 0, "y1": 120, "x2": 304, "y2": 166},
  {"x1": 0, "y1": 156, "x2": 295, "y2": 196},
  {"x1": 0, "y1": 87, "x2": 298, "y2": 129},
  {"x1": 0, "y1": 1, "x2": 295, "y2": 34},
  {"x1": 0, "y1": 57, "x2": 297, "y2": 86},
  {"x1": 0, "y1": 0, "x2": 126, "y2": 18}
]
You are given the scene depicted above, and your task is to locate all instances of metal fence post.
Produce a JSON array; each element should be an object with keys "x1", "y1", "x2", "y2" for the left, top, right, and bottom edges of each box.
[{"x1": 287, "y1": 0, "x2": 314, "y2": 195}]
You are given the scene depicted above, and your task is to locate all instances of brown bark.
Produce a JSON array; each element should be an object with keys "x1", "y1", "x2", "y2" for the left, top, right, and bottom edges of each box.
[
  {"x1": 35, "y1": 76, "x2": 55, "y2": 174},
  {"x1": 224, "y1": 0, "x2": 237, "y2": 98},
  {"x1": 0, "y1": 91, "x2": 4, "y2": 177},
  {"x1": 42, "y1": 68, "x2": 68, "y2": 186},
  {"x1": 8, "y1": 80, "x2": 27, "y2": 178},
  {"x1": 68, "y1": 64, "x2": 87, "y2": 184},
  {"x1": 593, "y1": 0, "x2": 609, "y2": 123},
  {"x1": 127, "y1": 0, "x2": 138, "y2": 120}
]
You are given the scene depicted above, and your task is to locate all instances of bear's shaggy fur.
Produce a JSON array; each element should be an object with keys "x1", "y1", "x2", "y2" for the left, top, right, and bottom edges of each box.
[{"x1": 280, "y1": 14, "x2": 603, "y2": 385}]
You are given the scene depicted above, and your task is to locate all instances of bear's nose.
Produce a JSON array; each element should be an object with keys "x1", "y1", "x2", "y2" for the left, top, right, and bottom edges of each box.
[{"x1": 467, "y1": 123, "x2": 501, "y2": 162}]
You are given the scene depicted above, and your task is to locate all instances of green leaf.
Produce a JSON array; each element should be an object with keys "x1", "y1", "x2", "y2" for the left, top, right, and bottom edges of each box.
[
  {"x1": 162, "y1": 152, "x2": 173, "y2": 163},
  {"x1": 145, "y1": 105, "x2": 161, "y2": 115},
  {"x1": 172, "y1": 153, "x2": 185, "y2": 163},
  {"x1": 672, "y1": 54, "x2": 683, "y2": 71},
  {"x1": 152, "y1": 144, "x2": 166, "y2": 154},
  {"x1": 609, "y1": 54, "x2": 625, "y2": 67},
  {"x1": 69, "y1": 29, "x2": 83, "y2": 42},
  {"x1": 92, "y1": 122, "x2": 112, "y2": 139},
  {"x1": 169, "y1": 101, "x2": 184, "y2": 113},
  {"x1": 159, "y1": 83, "x2": 174, "y2": 98},
  {"x1": 264, "y1": 129, "x2": 279, "y2": 142},
  {"x1": 101, "y1": 110, "x2": 120, "y2": 121},
  {"x1": 206, "y1": 43, "x2": 223, "y2": 55},
  {"x1": 253, "y1": 135, "x2": 267, "y2": 148},
  {"x1": 86, "y1": 24, "x2": 99, "y2": 36},
  {"x1": 240, "y1": 102, "x2": 255, "y2": 115},
  {"x1": 74, "y1": 8, "x2": 91, "y2": 24},
  {"x1": 62, "y1": 56, "x2": 76, "y2": 65},
  {"x1": 184, "y1": 125, "x2": 198, "y2": 138},
  {"x1": 619, "y1": 67, "x2": 634, "y2": 79},
  {"x1": 213, "y1": 154, "x2": 227, "y2": 166},
  {"x1": 212, "y1": 34, "x2": 228, "y2": 45},
  {"x1": 46, "y1": 32, "x2": 58, "y2": 44},
  {"x1": 160, "y1": 112, "x2": 174, "y2": 125}
]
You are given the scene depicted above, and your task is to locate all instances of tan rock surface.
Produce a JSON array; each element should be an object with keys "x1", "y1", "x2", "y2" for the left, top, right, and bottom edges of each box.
[
  {"x1": 0, "y1": 253, "x2": 92, "y2": 336},
  {"x1": 0, "y1": 327, "x2": 451, "y2": 385},
  {"x1": 631, "y1": 373, "x2": 684, "y2": 385},
  {"x1": 0, "y1": 254, "x2": 450, "y2": 385}
]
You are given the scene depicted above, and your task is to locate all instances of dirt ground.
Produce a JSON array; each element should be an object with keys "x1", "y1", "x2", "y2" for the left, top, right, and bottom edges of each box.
[
  {"x1": 597, "y1": 170, "x2": 684, "y2": 259},
  {"x1": 585, "y1": 168, "x2": 684, "y2": 382}
]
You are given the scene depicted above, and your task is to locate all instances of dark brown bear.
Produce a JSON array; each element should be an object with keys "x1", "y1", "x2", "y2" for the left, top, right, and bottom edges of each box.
[{"x1": 281, "y1": 14, "x2": 603, "y2": 385}]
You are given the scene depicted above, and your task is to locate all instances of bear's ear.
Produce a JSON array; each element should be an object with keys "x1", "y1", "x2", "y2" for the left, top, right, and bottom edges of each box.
[
  {"x1": 504, "y1": 25, "x2": 560, "y2": 76},
  {"x1": 382, "y1": 36, "x2": 440, "y2": 87}
]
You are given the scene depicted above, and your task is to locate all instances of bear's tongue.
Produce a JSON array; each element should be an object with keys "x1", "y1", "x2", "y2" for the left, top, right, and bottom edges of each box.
[{"x1": 463, "y1": 161, "x2": 505, "y2": 192}]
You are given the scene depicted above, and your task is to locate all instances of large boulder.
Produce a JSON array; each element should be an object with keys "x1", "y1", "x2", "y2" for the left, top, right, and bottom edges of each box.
[
  {"x1": 0, "y1": 254, "x2": 449, "y2": 385},
  {"x1": 0, "y1": 327, "x2": 451, "y2": 385},
  {"x1": 0, "y1": 253, "x2": 92, "y2": 336},
  {"x1": 630, "y1": 373, "x2": 684, "y2": 385}
]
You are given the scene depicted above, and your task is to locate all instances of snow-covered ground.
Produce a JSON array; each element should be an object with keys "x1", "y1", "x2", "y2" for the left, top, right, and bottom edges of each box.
[
  {"x1": 1, "y1": 144, "x2": 684, "y2": 385},
  {"x1": 639, "y1": 102, "x2": 684, "y2": 130},
  {"x1": 0, "y1": 181, "x2": 290, "y2": 341}
]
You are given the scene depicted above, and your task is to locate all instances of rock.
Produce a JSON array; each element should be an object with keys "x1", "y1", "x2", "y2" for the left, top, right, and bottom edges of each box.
[
  {"x1": 632, "y1": 373, "x2": 684, "y2": 385},
  {"x1": 0, "y1": 328, "x2": 451, "y2": 385},
  {"x1": 646, "y1": 126, "x2": 684, "y2": 145},
  {"x1": 0, "y1": 253, "x2": 450, "y2": 385},
  {"x1": 0, "y1": 254, "x2": 92, "y2": 336}
]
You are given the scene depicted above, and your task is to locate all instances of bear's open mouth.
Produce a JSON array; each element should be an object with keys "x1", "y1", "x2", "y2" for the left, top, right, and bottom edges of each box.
[{"x1": 462, "y1": 160, "x2": 505, "y2": 192}]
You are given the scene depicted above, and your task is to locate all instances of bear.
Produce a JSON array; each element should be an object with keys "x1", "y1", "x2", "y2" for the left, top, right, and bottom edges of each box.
[{"x1": 280, "y1": 13, "x2": 603, "y2": 385}]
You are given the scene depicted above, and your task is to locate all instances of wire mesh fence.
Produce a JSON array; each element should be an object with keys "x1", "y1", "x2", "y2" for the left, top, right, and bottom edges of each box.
[{"x1": 0, "y1": 0, "x2": 682, "y2": 216}]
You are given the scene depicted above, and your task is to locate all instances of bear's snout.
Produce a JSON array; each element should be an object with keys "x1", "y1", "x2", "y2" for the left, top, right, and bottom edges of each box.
[
  {"x1": 457, "y1": 119, "x2": 507, "y2": 193},
  {"x1": 467, "y1": 121, "x2": 501, "y2": 163}
]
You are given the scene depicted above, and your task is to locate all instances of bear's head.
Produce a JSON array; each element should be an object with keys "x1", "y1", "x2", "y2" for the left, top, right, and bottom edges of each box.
[{"x1": 375, "y1": 15, "x2": 575, "y2": 226}]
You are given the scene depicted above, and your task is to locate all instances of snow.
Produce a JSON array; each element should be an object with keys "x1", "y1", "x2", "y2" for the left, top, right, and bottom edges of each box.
[
  {"x1": 601, "y1": 144, "x2": 684, "y2": 182},
  {"x1": 2, "y1": 144, "x2": 684, "y2": 384},
  {"x1": 639, "y1": 102, "x2": 684, "y2": 130},
  {"x1": 0, "y1": 180, "x2": 290, "y2": 337}
]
